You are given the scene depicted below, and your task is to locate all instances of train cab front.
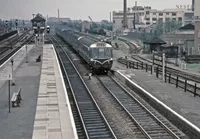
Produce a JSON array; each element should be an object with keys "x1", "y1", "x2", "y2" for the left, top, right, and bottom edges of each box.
[
  {"x1": 91, "y1": 58, "x2": 113, "y2": 73},
  {"x1": 90, "y1": 42, "x2": 113, "y2": 73}
]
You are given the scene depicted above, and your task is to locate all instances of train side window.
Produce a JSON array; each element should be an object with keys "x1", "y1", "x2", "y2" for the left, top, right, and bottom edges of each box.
[
  {"x1": 92, "y1": 48, "x2": 98, "y2": 58},
  {"x1": 88, "y1": 48, "x2": 92, "y2": 57}
]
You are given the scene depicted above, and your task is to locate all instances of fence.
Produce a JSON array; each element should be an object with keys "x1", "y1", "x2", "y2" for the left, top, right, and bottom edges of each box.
[{"x1": 118, "y1": 57, "x2": 199, "y2": 97}]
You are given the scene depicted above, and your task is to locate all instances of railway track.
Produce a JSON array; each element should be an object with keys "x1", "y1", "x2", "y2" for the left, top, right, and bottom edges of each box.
[
  {"x1": 48, "y1": 35, "x2": 117, "y2": 139},
  {"x1": 115, "y1": 37, "x2": 200, "y2": 83},
  {"x1": 0, "y1": 31, "x2": 33, "y2": 66},
  {"x1": 97, "y1": 74, "x2": 187, "y2": 139},
  {"x1": 131, "y1": 55, "x2": 200, "y2": 84},
  {"x1": 118, "y1": 37, "x2": 141, "y2": 54}
]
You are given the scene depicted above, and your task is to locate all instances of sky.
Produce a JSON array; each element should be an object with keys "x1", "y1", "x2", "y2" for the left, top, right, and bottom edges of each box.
[{"x1": 0, "y1": 0, "x2": 192, "y2": 21}]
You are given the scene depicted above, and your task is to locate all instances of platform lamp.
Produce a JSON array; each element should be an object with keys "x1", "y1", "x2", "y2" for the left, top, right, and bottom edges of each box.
[
  {"x1": 5, "y1": 20, "x2": 8, "y2": 33},
  {"x1": 26, "y1": 45, "x2": 28, "y2": 63},
  {"x1": 15, "y1": 19, "x2": 18, "y2": 30},
  {"x1": 11, "y1": 58, "x2": 15, "y2": 86}
]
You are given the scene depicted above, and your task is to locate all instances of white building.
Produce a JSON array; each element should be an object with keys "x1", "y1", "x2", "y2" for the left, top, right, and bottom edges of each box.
[
  {"x1": 81, "y1": 21, "x2": 91, "y2": 32},
  {"x1": 113, "y1": 6, "x2": 194, "y2": 31},
  {"x1": 194, "y1": 0, "x2": 200, "y2": 53},
  {"x1": 47, "y1": 17, "x2": 71, "y2": 23}
]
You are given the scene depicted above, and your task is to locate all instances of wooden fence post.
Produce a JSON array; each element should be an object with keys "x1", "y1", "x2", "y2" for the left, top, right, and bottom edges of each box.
[
  {"x1": 176, "y1": 76, "x2": 179, "y2": 88},
  {"x1": 169, "y1": 73, "x2": 171, "y2": 84},
  {"x1": 146, "y1": 64, "x2": 148, "y2": 72},
  {"x1": 156, "y1": 66, "x2": 159, "y2": 78},
  {"x1": 142, "y1": 62, "x2": 143, "y2": 70},
  {"x1": 194, "y1": 83, "x2": 197, "y2": 97},
  {"x1": 184, "y1": 79, "x2": 187, "y2": 92}
]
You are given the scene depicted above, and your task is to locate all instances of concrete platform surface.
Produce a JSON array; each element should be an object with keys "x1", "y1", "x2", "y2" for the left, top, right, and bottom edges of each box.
[
  {"x1": 118, "y1": 68, "x2": 200, "y2": 129},
  {"x1": 32, "y1": 44, "x2": 77, "y2": 139},
  {"x1": 0, "y1": 44, "x2": 42, "y2": 139},
  {"x1": 0, "y1": 45, "x2": 33, "y2": 88}
]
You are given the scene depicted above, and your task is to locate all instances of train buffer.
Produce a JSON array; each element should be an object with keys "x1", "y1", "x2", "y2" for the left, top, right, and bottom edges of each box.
[{"x1": 11, "y1": 88, "x2": 22, "y2": 107}]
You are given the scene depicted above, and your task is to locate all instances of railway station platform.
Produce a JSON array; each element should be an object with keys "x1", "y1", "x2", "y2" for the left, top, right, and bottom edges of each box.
[
  {"x1": 32, "y1": 44, "x2": 77, "y2": 139},
  {"x1": 112, "y1": 40, "x2": 200, "y2": 137},
  {"x1": 0, "y1": 44, "x2": 40, "y2": 139},
  {"x1": 0, "y1": 43, "x2": 77, "y2": 139},
  {"x1": 115, "y1": 68, "x2": 200, "y2": 129}
]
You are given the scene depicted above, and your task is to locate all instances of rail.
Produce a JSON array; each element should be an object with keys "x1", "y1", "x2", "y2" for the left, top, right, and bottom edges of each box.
[
  {"x1": 118, "y1": 37, "x2": 142, "y2": 54},
  {"x1": 0, "y1": 32, "x2": 33, "y2": 66},
  {"x1": 49, "y1": 34, "x2": 117, "y2": 139},
  {"x1": 97, "y1": 75, "x2": 183, "y2": 139}
]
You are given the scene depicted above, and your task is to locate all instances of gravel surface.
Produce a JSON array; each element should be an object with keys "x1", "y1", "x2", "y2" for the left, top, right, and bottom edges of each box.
[
  {"x1": 83, "y1": 75, "x2": 146, "y2": 139},
  {"x1": 62, "y1": 43, "x2": 147, "y2": 139}
]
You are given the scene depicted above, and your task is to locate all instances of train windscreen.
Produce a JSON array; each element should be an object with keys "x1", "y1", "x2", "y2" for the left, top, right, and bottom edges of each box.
[{"x1": 92, "y1": 48, "x2": 112, "y2": 59}]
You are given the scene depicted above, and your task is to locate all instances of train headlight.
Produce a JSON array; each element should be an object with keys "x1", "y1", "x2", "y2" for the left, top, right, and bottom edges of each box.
[{"x1": 91, "y1": 59, "x2": 94, "y2": 61}]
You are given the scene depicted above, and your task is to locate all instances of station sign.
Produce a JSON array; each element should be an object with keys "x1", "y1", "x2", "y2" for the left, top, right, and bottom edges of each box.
[{"x1": 176, "y1": 5, "x2": 192, "y2": 10}]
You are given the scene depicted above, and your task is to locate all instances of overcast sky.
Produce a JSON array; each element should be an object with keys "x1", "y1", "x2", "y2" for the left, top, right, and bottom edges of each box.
[{"x1": 0, "y1": 0, "x2": 191, "y2": 21}]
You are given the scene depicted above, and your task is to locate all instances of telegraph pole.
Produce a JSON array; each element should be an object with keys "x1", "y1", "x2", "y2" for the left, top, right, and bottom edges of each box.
[{"x1": 162, "y1": 53, "x2": 165, "y2": 82}]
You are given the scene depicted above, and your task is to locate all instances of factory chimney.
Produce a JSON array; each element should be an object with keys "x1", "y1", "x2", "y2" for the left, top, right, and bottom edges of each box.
[
  {"x1": 110, "y1": 12, "x2": 112, "y2": 23},
  {"x1": 58, "y1": 9, "x2": 60, "y2": 21},
  {"x1": 192, "y1": 0, "x2": 195, "y2": 11},
  {"x1": 133, "y1": 1, "x2": 137, "y2": 29},
  {"x1": 123, "y1": 0, "x2": 128, "y2": 29}
]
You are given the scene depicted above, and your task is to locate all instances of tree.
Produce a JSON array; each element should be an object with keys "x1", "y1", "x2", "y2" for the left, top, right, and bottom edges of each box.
[{"x1": 152, "y1": 20, "x2": 182, "y2": 37}]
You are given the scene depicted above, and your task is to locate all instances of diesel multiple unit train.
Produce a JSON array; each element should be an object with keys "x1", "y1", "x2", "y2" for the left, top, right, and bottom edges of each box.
[{"x1": 55, "y1": 27, "x2": 113, "y2": 72}]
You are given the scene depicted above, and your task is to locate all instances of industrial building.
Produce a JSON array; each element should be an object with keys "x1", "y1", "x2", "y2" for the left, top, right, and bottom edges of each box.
[
  {"x1": 113, "y1": 5, "x2": 194, "y2": 31},
  {"x1": 47, "y1": 17, "x2": 71, "y2": 23},
  {"x1": 194, "y1": 0, "x2": 200, "y2": 54},
  {"x1": 162, "y1": 23, "x2": 195, "y2": 55}
]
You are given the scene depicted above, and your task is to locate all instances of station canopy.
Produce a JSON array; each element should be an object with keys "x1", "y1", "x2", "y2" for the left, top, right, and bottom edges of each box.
[{"x1": 143, "y1": 36, "x2": 166, "y2": 45}]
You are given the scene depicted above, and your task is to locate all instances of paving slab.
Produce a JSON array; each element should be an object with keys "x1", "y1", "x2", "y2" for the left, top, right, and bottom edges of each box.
[
  {"x1": 0, "y1": 44, "x2": 34, "y2": 88},
  {"x1": 32, "y1": 44, "x2": 77, "y2": 139}
]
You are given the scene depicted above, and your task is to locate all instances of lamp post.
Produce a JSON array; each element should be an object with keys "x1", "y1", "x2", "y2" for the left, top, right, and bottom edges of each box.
[
  {"x1": 15, "y1": 19, "x2": 18, "y2": 30},
  {"x1": 11, "y1": 59, "x2": 15, "y2": 86},
  {"x1": 8, "y1": 74, "x2": 11, "y2": 113},
  {"x1": 26, "y1": 45, "x2": 28, "y2": 63}
]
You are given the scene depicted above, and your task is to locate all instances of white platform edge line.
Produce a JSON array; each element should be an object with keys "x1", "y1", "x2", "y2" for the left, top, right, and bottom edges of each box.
[
  {"x1": 52, "y1": 44, "x2": 78, "y2": 139},
  {"x1": 0, "y1": 45, "x2": 25, "y2": 69},
  {"x1": 117, "y1": 70, "x2": 200, "y2": 133}
]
